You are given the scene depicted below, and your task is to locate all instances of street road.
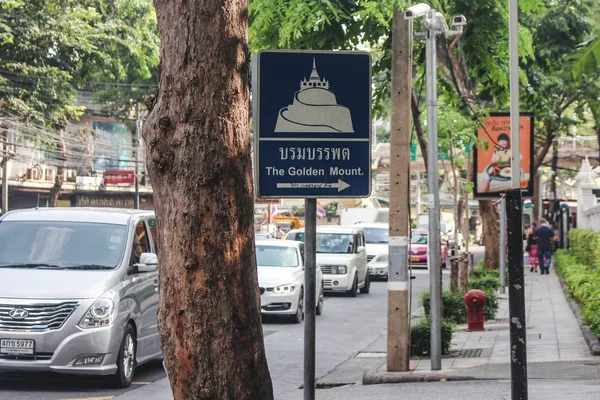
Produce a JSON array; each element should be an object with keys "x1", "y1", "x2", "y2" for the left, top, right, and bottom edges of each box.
[{"x1": 0, "y1": 246, "x2": 482, "y2": 399}]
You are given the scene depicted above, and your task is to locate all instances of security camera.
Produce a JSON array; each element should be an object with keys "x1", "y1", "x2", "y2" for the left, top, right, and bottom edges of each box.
[
  {"x1": 451, "y1": 14, "x2": 467, "y2": 26},
  {"x1": 404, "y1": 3, "x2": 431, "y2": 19},
  {"x1": 435, "y1": 12, "x2": 450, "y2": 32}
]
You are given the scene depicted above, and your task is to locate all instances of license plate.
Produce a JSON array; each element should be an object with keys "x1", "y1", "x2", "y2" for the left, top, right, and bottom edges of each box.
[
  {"x1": 411, "y1": 257, "x2": 421, "y2": 262},
  {"x1": 1, "y1": 339, "x2": 35, "y2": 355}
]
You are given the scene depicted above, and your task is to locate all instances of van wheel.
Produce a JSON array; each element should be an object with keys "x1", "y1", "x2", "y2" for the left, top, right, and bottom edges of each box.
[
  {"x1": 292, "y1": 289, "x2": 304, "y2": 323},
  {"x1": 360, "y1": 273, "x2": 370, "y2": 294},
  {"x1": 110, "y1": 324, "x2": 136, "y2": 388},
  {"x1": 347, "y1": 275, "x2": 358, "y2": 297},
  {"x1": 316, "y1": 285, "x2": 324, "y2": 316}
]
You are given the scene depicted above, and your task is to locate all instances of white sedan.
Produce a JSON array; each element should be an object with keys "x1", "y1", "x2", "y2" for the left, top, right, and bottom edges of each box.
[{"x1": 256, "y1": 240, "x2": 324, "y2": 323}]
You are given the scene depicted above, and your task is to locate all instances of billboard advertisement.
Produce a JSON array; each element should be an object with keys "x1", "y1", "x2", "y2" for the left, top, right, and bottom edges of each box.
[{"x1": 473, "y1": 113, "x2": 534, "y2": 198}]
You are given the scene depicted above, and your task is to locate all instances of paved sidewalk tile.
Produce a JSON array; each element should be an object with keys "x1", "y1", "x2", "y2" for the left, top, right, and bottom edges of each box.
[{"x1": 446, "y1": 266, "x2": 598, "y2": 369}]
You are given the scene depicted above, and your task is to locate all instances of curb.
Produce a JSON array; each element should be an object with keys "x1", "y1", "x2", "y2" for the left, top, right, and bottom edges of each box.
[
  {"x1": 362, "y1": 370, "x2": 479, "y2": 385},
  {"x1": 557, "y1": 274, "x2": 600, "y2": 356}
]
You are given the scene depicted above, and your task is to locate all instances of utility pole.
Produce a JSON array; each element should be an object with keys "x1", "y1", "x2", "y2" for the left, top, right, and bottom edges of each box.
[
  {"x1": 303, "y1": 199, "x2": 317, "y2": 400},
  {"x1": 387, "y1": 3, "x2": 412, "y2": 372},
  {"x1": 134, "y1": 102, "x2": 141, "y2": 209},
  {"x1": 1, "y1": 126, "x2": 8, "y2": 214},
  {"x1": 508, "y1": 0, "x2": 528, "y2": 395},
  {"x1": 424, "y1": 7, "x2": 442, "y2": 370}
]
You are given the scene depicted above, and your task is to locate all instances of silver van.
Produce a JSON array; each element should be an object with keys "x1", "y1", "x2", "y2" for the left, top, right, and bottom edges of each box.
[{"x1": 0, "y1": 208, "x2": 161, "y2": 387}]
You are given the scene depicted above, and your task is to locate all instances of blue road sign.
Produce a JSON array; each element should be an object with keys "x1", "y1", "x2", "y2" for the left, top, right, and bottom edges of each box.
[{"x1": 252, "y1": 50, "x2": 372, "y2": 198}]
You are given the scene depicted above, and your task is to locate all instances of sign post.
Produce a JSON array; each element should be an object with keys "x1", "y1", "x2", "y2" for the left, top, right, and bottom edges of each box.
[{"x1": 252, "y1": 50, "x2": 372, "y2": 399}]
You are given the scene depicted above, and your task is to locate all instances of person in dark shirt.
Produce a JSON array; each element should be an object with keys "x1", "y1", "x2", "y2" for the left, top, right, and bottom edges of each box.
[{"x1": 534, "y1": 219, "x2": 555, "y2": 275}]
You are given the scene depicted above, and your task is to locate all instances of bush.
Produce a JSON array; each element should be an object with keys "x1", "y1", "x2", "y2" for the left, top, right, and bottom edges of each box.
[
  {"x1": 410, "y1": 318, "x2": 455, "y2": 357},
  {"x1": 469, "y1": 275, "x2": 500, "y2": 293},
  {"x1": 421, "y1": 290, "x2": 467, "y2": 324},
  {"x1": 483, "y1": 291, "x2": 499, "y2": 320},
  {"x1": 556, "y1": 249, "x2": 600, "y2": 336},
  {"x1": 567, "y1": 229, "x2": 600, "y2": 269}
]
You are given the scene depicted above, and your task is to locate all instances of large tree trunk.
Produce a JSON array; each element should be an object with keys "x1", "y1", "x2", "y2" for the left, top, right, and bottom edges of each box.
[
  {"x1": 48, "y1": 126, "x2": 66, "y2": 207},
  {"x1": 479, "y1": 200, "x2": 499, "y2": 269},
  {"x1": 143, "y1": 1, "x2": 274, "y2": 399}
]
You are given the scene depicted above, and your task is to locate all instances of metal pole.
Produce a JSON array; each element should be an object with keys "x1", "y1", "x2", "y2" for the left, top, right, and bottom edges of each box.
[
  {"x1": 538, "y1": 173, "x2": 543, "y2": 222},
  {"x1": 506, "y1": 189, "x2": 528, "y2": 399},
  {"x1": 426, "y1": 9, "x2": 442, "y2": 371},
  {"x1": 1, "y1": 128, "x2": 8, "y2": 214},
  {"x1": 387, "y1": 3, "x2": 412, "y2": 372},
  {"x1": 509, "y1": 0, "x2": 520, "y2": 189},
  {"x1": 499, "y1": 198, "x2": 506, "y2": 294},
  {"x1": 134, "y1": 102, "x2": 140, "y2": 209},
  {"x1": 304, "y1": 198, "x2": 317, "y2": 400}
]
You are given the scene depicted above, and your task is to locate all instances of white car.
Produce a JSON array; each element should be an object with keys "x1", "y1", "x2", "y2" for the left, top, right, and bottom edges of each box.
[
  {"x1": 256, "y1": 240, "x2": 324, "y2": 323},
  {"x1": 355, "y1": 222, "x2": 388, "y2": 279},
  {"x1": 285, "y1": 226, "x2": 370, "y2": 296},
  {"x1": 368, "y1": 253, "x2": 389, "y2": 280}
]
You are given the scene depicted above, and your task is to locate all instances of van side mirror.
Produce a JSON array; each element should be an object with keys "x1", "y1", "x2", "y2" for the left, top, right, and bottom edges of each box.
[
  {"x1": 357, "y1": 246, "x2": 366, "y2": 254},
  {"x1": 136, "y1": 253, "x2": 159, "y2": 273}
]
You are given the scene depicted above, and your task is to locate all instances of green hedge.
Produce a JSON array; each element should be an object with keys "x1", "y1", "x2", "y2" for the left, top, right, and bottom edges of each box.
[
  {"x1": 556, "y1": 249, "x2": 600, "y2": 336},
  {"x1": 569, "y1": 228, "x2": 600, "y2": 268},
  {"x1": 410, "y1": 318, "x2": 455, "y2": 357},
  {"x1": 421, "y1": 290, "x2": 467, "y2": 324}
]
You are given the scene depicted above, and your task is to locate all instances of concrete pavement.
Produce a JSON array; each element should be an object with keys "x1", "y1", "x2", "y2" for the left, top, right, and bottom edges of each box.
[{"x1": 358, "y1": 263, "x2": 598, "y2": 384}]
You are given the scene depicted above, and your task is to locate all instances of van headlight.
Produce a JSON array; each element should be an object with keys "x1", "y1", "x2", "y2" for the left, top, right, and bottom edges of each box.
[
  {"x1": 272, "y1": 284, "x2": 296, "y2": 294},
  {"x1": 330, "y1": 265, "x2": 347, "y2": 274},
  {"x1": 79, "y1": 292, "x2": 117, "y2": 329}
]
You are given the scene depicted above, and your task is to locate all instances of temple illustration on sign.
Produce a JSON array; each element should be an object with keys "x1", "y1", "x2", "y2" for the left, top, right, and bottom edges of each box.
[{"x1": 274, "y1": 58, "x2": 354, "y2": 133}]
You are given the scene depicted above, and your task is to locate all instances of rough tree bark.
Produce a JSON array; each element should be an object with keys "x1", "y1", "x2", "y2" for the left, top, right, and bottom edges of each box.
[
  {"x1": 479, "y1": 200, "x2": 499, "y2": 269},
  {"x1": 142, "y1": 1, "x2": 274, "y2": 399},
  {"x1": 48, "y1": 125, "x2": 66, "y2": 207}
]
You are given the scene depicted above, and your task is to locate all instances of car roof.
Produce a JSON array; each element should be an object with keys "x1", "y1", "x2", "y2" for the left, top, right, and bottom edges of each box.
[
  {"x1": 287, "y1": 225, "x2": 365, "y2": 234},
  {"x1": 412, "y1": 229, "x2": 428, "y2": 234},
  {"x1": 256, "y1": 239, "x2": 301, "y2": 248},
  {"x1": 354, "y1": 222, "x2": 388, "y2": 228},
  {"x1": 0, "y1": 207, "x2": 154, "y2": 225}
]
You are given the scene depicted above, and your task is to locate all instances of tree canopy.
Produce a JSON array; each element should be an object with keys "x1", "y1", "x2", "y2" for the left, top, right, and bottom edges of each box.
[{"x1": 0, "y1": 0, "x2": 158, "y2": 127}]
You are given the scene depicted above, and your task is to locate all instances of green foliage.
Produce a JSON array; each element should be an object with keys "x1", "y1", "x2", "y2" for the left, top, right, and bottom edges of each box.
[
  {"x1": 421, "y1": 289, "x2": 467, "y2": 324},
  {"x1": 469, "y1": 265, "x2": 500, "y2": 320},
  {"x1": 410, "y1": 317, "x2": 455, "y2": 357},
  {"x1": 556, "y1": 250, "x2": 600, "y2": 336},
  {"x1": 569, "y1": 229, "x2": 598, "y2": 267},
  {"x1": 0, "y1": 0, "x2": 158, "y2": 126},
  {"x1": 469, "y1": 275, "x2": 500, "y2": 293},
  {"x1": 567, "y1": 30, "x2": 600, "y2": 81}
]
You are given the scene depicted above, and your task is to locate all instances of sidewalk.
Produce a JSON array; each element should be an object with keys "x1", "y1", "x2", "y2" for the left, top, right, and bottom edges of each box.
[
  {"x1": 115, "y1": 266, "x2": 600, "y2": 399},
  {"x1": 359, "y1": 265, "x2": 598, "y2": 384}
]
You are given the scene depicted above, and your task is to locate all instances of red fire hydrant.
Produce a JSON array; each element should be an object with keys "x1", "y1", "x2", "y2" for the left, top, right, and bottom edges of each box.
[{"x1": 464, "y1": 289, "x2": 487, "y2": 332}]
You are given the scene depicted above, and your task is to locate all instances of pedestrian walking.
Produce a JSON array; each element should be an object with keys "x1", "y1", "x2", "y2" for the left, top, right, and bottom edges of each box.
[
  {"x1": 534, "y1": 219, "x2": 555, "y2": 274},
  {"x1": 526, "y1": 222, "x2": 539, "y2": 273},
  {"x1": 276, "y1": 226, "x2": 285, "y2": 239}
]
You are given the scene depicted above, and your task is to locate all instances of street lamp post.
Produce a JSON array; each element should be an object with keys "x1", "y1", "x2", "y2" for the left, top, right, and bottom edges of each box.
[{"x1": 405, "y1": 4, "x2": 465, "y2": 371}]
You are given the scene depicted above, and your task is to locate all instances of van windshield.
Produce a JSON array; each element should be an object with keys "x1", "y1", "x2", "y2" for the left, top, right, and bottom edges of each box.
[
  {"x1": 296, "y1": 233, "x2": 355, "y2": 254},
  {"x1": 363, "y1": 228, "x2": 388, "y2": 244},
  {"x1": 0, "y1": 221, "x2": 128, "y2": 270}
]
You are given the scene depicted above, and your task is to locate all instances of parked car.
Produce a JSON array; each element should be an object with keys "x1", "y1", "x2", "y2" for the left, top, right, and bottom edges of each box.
[
  {"x1": 255, "y1": 232, "x2": 274, "y2": 240},
  {"x1": 0, "y1": 208, "x2": 161, "y2": 388},
  {"x1": 367, "y1": 253, "x2": 389, "y2": 280},
  {"x1": 285, "y1": 226, "x2": 370, "y2": 296},
  {"x1": 256, "y1": 240, "x2": 323, "y2": 322},
  {"x1": 410, "y1": 229, "x2": 448, "y2": 269}
]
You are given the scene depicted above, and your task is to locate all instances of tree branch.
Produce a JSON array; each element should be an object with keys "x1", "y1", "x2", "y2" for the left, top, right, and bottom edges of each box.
[{"x1": 412, "y1": 89, "x2": 428, "y2": 170}]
